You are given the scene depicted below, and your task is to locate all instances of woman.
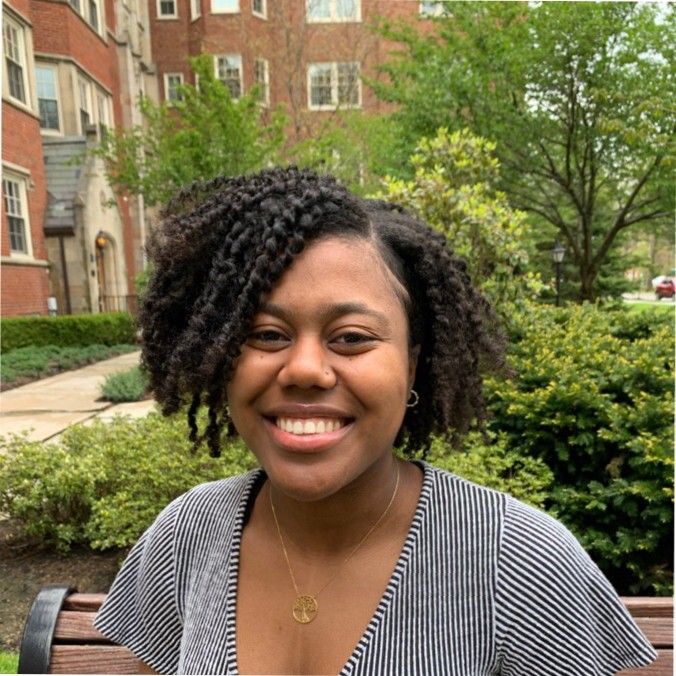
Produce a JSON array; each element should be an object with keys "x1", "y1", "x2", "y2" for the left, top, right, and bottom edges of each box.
[{"x1": 95, "y1": 167, "x2": 656, "y2": 675}]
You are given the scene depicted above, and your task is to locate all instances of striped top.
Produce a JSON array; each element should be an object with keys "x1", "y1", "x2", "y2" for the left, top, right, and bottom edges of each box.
[{"x1": 94, "y1": 463, "x2": 657, "y2": 675}]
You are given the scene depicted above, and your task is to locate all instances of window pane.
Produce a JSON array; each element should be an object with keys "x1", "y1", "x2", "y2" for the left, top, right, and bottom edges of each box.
[
  {"x1": 39, "y1": 99, "x2": 59, "y2": 129},
  {"x1": 69, "y1": 0, "x2": 81, "y2": 12},
  {"x1": 36, "y1": 67, "x2": 57, "y2": 99},
  {"x1": 212, "y1": 0, "x2": 238, "y2": 11},
  {"x1": 309, "y1": 65, "x2": 333, "y2": 106},
  {"x1": 307, "y1": 0, "x2": 330, "y2": 19},
  {"x1": 159, "y1": 0, "x2": 175, "y2": 14},
  {"x1": 89, "y1": 0, "x2": 99, "y2": 30},
  {"x1": 252, "y1": 0, "x2": 264, "y2": 14},
  {"x1": 336, "y1": 0, "x2": 356, "y2": 19},
  {"x1": 337, "y1": 63, "x2": 359, "y2": 105},
  {"x1": 216, "y1": 56, "x2": 241, "y2": 98},
  {"x1": 3, "y1": 180, "x2": 28, "y2": 254},
  {"x1": 7, "y1": 61, "x2": 25, "y2": 102}
]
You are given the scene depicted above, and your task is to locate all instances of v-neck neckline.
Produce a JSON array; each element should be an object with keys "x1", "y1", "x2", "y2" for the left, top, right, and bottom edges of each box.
[{"x1": 225, "y1": 461, "x2": 434, "y2": 676}]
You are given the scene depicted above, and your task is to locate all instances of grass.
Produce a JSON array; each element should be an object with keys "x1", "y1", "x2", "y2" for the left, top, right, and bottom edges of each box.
[
  {"x1": 625, "y1": 301, "x2": 675, "y2": 314},
  {"x1": 0, "y1": 344, "x2": 137, "y2": 386},
  {"x1": 0, "y1": 650, "x2": 18, "y2": 674},
  {"x1": 100, "y1": 365, "x2": 150, "y2": 402}
]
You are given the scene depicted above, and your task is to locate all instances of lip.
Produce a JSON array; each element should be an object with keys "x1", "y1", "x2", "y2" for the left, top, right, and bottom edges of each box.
[{"x1": 263, "y1": 415, "x2": 354, "y2": 454}]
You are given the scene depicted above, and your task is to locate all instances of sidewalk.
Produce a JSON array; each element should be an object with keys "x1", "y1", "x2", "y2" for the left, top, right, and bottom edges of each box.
[{"x1": 0, "y1": 351, "x2": 156, "y2": 443}]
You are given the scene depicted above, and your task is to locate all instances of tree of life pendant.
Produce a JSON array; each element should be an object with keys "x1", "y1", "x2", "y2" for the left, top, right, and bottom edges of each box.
[{"x1": 292, "y1": 595, "x2": 318, "y2": 624}]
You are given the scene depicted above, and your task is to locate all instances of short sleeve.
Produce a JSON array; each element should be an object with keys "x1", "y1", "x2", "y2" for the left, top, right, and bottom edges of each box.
[
  {"x1": 94, "y1": 495, "x2": 184, "y2": 674},
  {"x1": 495, "y1": 497, "x2": 657, "y2": 676}
]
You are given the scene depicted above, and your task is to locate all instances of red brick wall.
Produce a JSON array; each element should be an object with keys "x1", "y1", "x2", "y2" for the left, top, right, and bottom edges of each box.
[{"x1": 1, "y1": 264, "x2": 50, "y2": 316}]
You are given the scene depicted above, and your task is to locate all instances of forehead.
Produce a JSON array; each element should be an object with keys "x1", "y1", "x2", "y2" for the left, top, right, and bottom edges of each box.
[{"x1": 262, "y1": 237, "x2": 404, "y2": 315}]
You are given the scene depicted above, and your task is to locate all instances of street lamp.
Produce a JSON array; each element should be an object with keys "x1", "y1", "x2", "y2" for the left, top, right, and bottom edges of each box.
[{"x1": 551, "y1": 241, "x2": 565, "y2": 307}]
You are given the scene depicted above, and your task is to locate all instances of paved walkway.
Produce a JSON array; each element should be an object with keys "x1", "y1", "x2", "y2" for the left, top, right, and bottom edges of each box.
[{"x1": 1, "y1": 351, "x2": 156, "y2": 443}]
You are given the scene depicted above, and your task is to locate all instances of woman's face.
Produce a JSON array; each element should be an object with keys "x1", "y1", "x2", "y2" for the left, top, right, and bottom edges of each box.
[{"x1": 226, "y1": 236, "x2": 418, "y2": 502}]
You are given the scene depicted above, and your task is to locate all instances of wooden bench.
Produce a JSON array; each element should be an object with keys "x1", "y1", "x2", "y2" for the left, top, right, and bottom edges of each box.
[{"x1": 18, "y1": 586, "x2": 673, "y2": 674}]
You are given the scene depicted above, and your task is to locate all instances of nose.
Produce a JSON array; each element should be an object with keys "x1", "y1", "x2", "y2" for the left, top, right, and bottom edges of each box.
[{"x1": 276, "y1": 335, "x2": 336, "y2": 390}]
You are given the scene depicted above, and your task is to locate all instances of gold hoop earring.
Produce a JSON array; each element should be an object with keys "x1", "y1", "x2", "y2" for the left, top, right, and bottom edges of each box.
[{"x1": 406, "y1": 389, "x2": 419, "y2": 408}]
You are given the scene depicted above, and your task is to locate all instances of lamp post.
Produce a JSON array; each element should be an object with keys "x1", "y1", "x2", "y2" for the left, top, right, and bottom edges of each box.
[{"x1": 551, "y1": 241, "x2": 565, "y2": 307}]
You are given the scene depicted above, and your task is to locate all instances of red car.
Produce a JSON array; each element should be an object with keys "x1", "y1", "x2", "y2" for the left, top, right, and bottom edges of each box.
[{"x1": 655, "y1": 279, "x2": 675, "y2": 300}]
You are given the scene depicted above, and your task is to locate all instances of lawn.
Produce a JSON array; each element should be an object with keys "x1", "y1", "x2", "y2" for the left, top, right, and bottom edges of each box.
[
  {"x1": 0, "y1": 650, "x2": 18, "y2": 674},
  {"x1": 625, "y1": 301, "x2": 674, "y2": 314}
]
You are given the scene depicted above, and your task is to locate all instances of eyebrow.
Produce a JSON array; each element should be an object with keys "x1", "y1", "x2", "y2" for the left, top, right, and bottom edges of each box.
[{"x1": 258, "y1": 301, "x2": 390, "y2": 327}]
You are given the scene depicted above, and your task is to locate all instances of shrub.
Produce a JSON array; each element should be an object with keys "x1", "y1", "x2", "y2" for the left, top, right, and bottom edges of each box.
[
  {"x1": 427, "y1": 431, "x2": 554, "y2": 508},
  {"x1": 486, "y1": 303, "x2": 673, "y2": 595},
  {"x1": 100, "y1": 366, "x2": 150, "y2": 402},
  {"x1": 0, "y1": 411, "x2": 257, "y2": 552},
  {"x1": 1, "y1": 313, "x2": 136, "y2": 353},
  {"x1": 1, "y1": 344, "x2": 137, "y2": 384}
]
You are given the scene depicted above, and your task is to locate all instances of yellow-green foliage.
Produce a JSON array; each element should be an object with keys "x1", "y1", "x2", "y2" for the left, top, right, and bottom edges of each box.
[
  {"x1": 487, "y1": 303, "x2": 673, "y2": 594},
  {"x1": 0, "y1": 411, "x2": 257, "y2": 551},
  {"x1": 380, "y1": 128, "x2": 544, "y2": 306}
]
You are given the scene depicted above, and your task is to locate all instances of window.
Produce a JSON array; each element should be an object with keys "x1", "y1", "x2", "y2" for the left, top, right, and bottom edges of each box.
[
  {"x1": 253, "y1": 58, "x2": 269, "y2": 106},
  {"x1": 3, "y1": 177, "x2": 31, "y2": 255},
  {"x1": 215, "y1": 55, "x2": 242, "y2": 99},
  {"x1": 164, "y1": 73, "x2": 184, "y2": 102},
  {"x1": 69, "y1": 0, "x2": 80, "y2": 13},
  {"x1": 252, "y1": 0, "x2": 266, "y2": 18},
  {"x1": 308, "y1": 62, "x2": 360, "y2": 110},
  {"x1": 78, "y1": 79, "x2": 92, "y2": 132},
  {"x1": 211, "y1": 0, "x2": 238, "y2": 13},
  {"x1": 191, "y1": 0, "x2": 201, "y2": 19},
  {"x1": 306, "y1": 0, "x2": 359, "y2": 22},
  {"x1": 420, "y1": 1, "x2": 445, "y2": 17},
  {"x1": 4, "y1": 19, "x2": 28, "y2": 104},
  {"x1": 157, "y1": 0, "x2": 177, "y2": 18},
  {"x1": 36, "y1": 66, "x2": 60, "y2": 131},
  {"x1": 96, "y1": 91, "x2": 110, "y2": 137},
  {"x1": 88, "y1": 0, "x2": 99, "y2": 31}
]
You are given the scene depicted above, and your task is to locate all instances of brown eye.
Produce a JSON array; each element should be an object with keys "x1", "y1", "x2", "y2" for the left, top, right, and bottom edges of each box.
[{"x1": 247, "y1": 330, "x2": 289, "y2": 345}]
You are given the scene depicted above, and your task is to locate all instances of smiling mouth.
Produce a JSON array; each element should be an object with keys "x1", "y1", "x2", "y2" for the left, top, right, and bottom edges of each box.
[{"x1": 274, "y1": 417, "x2": 351, "y2": 435}]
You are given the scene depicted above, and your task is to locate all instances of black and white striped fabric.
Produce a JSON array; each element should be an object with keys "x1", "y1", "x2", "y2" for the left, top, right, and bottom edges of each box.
[{"x1": 94, "y1": 463, "x2": 657, "y2": 675}]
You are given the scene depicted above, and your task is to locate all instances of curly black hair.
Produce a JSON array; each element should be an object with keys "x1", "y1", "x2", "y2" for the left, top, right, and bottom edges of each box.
[{"x1": 140, "y1": 166, "x2": 505, "y2": 458}]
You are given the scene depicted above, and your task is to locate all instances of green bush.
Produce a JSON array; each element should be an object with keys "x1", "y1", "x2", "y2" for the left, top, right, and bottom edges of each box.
[
  {"x1": 1, "y1": 344, "x2": 137, "y2": 384},
  {"x1": 100, "y1": 366, "x2": 150, "y2": 402},
  {"x1": 427, "y1": 431, "x2": 554, "y2": 508},
  {"x1": 0, "y1": 411, "x2": 257, "y2": 552},
  {"x1": 486, "y1": 303, "x2": 673, "y2": 595},
  {"x1": 1, "y1": 313, "x2": 136, "y2": 353}
]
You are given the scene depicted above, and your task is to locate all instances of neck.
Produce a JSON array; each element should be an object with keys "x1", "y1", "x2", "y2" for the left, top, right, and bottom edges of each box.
[{"x1": 267, "y1": 455, "x2": 402, "y2": 557}]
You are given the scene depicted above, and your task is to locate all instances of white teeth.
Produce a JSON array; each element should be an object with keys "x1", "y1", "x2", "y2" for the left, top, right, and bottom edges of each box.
[{"x1": 275, "y1": 417, "x2": 345, "y2": 435}]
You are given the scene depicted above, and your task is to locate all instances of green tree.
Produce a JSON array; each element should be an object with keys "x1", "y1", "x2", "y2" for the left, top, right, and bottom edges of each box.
[
  {"x1": 375, "y1": 2, "x2": 674, "y2": 300},
  {"x1": 95, "y1": 55, "x2": 286, "y2": 207},
  {"x1": 379, "y1": 128, "x2": 543, "y2": 307}
]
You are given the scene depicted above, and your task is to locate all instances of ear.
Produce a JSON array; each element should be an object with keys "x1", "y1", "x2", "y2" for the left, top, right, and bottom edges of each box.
[{"x1": 408, "y1": 344, "x2": 421, "y2": 390}]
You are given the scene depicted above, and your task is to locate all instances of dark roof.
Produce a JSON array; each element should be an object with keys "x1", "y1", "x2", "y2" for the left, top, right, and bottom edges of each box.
[{"x1": 42, "y1": 137, "x2": 87, "y2": 234}]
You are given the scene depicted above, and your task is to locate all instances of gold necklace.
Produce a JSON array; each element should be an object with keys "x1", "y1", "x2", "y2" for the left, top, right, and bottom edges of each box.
[{"x1": 269, "y1": 462, "x2": 401, "y2": 624}]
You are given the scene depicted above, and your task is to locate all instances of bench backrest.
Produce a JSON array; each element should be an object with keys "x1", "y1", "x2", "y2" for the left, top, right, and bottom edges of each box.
[{"x1": 18, "y1": 587, "x2": 673, "y2": 674}]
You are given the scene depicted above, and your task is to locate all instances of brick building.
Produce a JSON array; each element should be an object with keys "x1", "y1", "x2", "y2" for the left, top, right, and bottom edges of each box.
[
  {"x1": 148, "y1": 0, "x2": 433, "y2": 142},
  {"x1": 2, "y1": 0, "x2": 156, "y2": 316},
  {"x1": 2, "y1": 0, "x2": 438, "y2": 317}
]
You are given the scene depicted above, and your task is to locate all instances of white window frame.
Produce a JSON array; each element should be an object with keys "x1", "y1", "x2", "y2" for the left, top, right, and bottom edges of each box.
[
  {"x1": 191, "y1": 0, "x2": 201, "y2": 20},
  {"x1": 252, "y1": 0, "x2": 266, "y2": 19},
  {"x1": 157, "y1": 0, "x2": 178, "y2": 19},
  {"x1": 307, "y1": 61, "x2": 361, "y2": 111},
  {"x1": 419, "y1": 1, "x2": 445, "y2": 17},
  {"x1": 210, "y1": 0, "x2": 239, "y2": 14},
  {"x1": 214, "y1": 54, "x2": 242, "y2": 99},
  {"x1": 35, "y1": 64, "x2": 61, "y2": 133},
  {"x1": 78, "y1": 77, "x2": 93, "y2": 133},
  {"x1": 3, "y1": 16, "x2": 30, "y2": 107},
  {"x1": 164, "y1": 72, "x2": 184, "y2": 102},
  {"x1": 306, "y1": 0, "x2": 360, "y2": 23},
  {"x1": 87, "y1": 0, "x2": 101, "y2": 33},
  {"x1": 2, "y1": 172, "x2": 34, "y2": 259},
  {"x1": 253, "y1": 57, "x2": 269, "y2": 106}
]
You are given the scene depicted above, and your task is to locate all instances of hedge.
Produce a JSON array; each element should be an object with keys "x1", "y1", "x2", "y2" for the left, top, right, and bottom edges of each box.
[
  {"x1": 486, "y1": 302, "x2": 673, "y2": 595},
  {"x1": 1, "y1": 313, "x2": 136, "y2": 353}
]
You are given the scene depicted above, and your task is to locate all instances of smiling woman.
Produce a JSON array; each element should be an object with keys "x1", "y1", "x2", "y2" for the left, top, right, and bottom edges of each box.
[{"x1": 93, "y1": 167, "x2": 656, "y2": 675}]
